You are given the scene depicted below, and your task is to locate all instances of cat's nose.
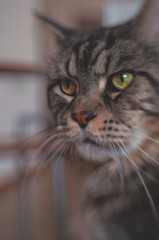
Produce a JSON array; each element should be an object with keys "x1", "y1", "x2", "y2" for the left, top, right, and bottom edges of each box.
[{"x1": 72, "y1": 112, "x2": 96, "y2": 129}]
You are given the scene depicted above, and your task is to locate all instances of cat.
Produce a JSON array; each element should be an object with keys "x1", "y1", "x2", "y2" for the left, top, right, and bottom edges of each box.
[{"x1": 37, "y1": 0, "x2": 159, "y2": 239}]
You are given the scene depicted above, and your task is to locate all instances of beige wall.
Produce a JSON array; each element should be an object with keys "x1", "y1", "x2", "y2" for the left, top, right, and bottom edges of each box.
[
  {"x1": 0, "y1": 0, "x2": 38, "y2": 63},
  {"x1": 39, "y1": 0, "x2": 106, "y2": 29},
  {"x1": 0, "y1": 0, "x2": 46, "y2": 140}
]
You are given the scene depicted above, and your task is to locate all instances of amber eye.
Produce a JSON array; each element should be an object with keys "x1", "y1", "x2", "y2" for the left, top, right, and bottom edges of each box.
[
  {"x1": 112, "y1": 72, "x2": 134, "y2": 90},
  {"x1": 60, "y1": 79, "x2": 77, "y2": 96}
]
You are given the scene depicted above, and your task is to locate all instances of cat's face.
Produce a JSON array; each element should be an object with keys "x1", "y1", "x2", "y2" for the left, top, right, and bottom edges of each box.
[
  {"x1": 38, "y1": 5, "x2": 159, "y2": 168},
  {"x1": 46, "y1": 24, "x2": 159, "y2": 164}
]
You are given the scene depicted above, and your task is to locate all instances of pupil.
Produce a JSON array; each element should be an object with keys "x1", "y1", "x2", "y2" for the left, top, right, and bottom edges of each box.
[
  {"x1": 120, "y1": 74, "x2": 124, "y2": 83},
  {"x1": 66, "y1": 80, "x2": 70, "y2": 89}
]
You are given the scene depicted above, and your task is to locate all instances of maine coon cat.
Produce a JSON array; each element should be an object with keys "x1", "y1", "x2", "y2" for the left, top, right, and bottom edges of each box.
[{"x1": 37, "y1": 0, "x2": 159, "y2": 239}]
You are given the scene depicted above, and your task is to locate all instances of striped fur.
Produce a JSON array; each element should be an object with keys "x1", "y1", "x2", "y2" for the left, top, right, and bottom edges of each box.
[{"x1": 41, "y1": 4, "x2": 159, "y2": 239}]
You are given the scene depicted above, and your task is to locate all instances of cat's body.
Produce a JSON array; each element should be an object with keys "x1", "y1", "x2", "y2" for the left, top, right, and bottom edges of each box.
[
  {"x1": 80, "y1": 162, "x2": 159, "y2": 240},
  {"x1": 38, "y1": 0, "x2": 159, "y2": 239},
  {"x1": 63, "y1": 153, "x2": 159, "y2": 240}
]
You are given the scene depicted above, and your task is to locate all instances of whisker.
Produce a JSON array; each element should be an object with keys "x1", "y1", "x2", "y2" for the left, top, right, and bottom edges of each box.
[
  {"x1": 42, "y1": 141, "x2": 67, "y2": 168},
  {"x1": 107, "y1": 137, "x2": 124, "y2": 192},
  {"x1": 22, "y1": 131, "x2": 64, "y2": 183},
  {"x1": 61, "y1": 141, "x2": 70, "y2": 159},
  {"x1": 36, "y1": 137, "x2": 67, "y2": 171},
  {"x1": 126, "y1": 148, "x2": 159, "y2": 185},
  {"x1": 112, "y1": 141, "x2": 125, "y2": 192},
  {"x1": 31, "y1": 140, "x2": 67, "y2": 182},
  {"x1": 137, "y1": 166, "x2": 159, "y2": 186},
  {"x1": 116, "y1": 138, "x2": 159, "y2": 221},
  {"x1": 37, "y1": 136, "x2": 66, "y2": 163},
  {"x1": 17, "y1": 126, "x2": 55, "y2": 154},
  {"x1": 128, "y1": 137, "x2": 159, "y2": 166},
  {"x1": 143, "y1": 134, "x2": 159, "y2": 144},
  {"x1": 30, "y1": 131, "x2": 61, "y2": 162},
  {"x1": 133, "y1": 127, "x2": 159, "y2": 144}
]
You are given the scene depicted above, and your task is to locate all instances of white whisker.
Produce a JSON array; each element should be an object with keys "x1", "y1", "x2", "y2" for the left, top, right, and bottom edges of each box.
[
  {"x1": 143, "y1": 134, "x2": 159, "y2": 144},
  {"x1": 32, "y1": 140, "x2": 67, "y2": 181},
  {"x1": 133, "y1": 127, "x2": 159, "y2": 144},
  {"x1": 22, "y1": 131, "x2": 65, "y2": 182},
  {"x1": 42, "y1": 142, "x2": 66, "y2": 168},
  {"x1": 107, "y1": 137, "x2": 124, "y2": 192},
  {"x1": 30, "y1": 131, "x2": 60, "y2": 162},
  {"x1": 128, "y1": 137, "x2": 159, "y2": 166},
  {"x1": 117, "y1": 138, "x2": 158, "y2": 221},
  {"x1": 18, "y1": 127, "x2": 54, "y2": 153},
  {"x1": 112, "y1": 141, "x2": 125, "y2": 192},
  {"x1": 37, "y1": 136, "x2": 67, "y2": 169},
  {"x1": 38, "y1": 136, "x2": 66, "y2": 163},
  {"x1": 138, "y1": 167, "x2": 159, "y2": 186}
]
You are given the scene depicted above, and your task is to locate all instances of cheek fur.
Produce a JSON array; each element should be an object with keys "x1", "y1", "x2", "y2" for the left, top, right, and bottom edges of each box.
[{"x1": 50, "y1": 85, "x2": 74, "y2": 102}]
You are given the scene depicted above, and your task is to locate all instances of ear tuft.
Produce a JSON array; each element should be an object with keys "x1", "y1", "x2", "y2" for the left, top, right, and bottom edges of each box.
[{"x1": 34, "y1": 11, "x2": 75, "y2": 39}]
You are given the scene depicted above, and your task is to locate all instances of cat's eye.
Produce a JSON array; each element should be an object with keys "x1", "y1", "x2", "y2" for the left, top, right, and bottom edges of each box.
[
  {"x1": 112, "y1": 72, "x2": 134, "y2": 90},
  {"x1": 60, "y1": 79, "x2": 77, "y2": 96}
]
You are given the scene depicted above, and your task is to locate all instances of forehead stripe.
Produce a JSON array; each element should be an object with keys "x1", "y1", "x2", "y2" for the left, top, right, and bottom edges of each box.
[
  {"x1": 94, "y1": 50, "x2": 107, "y2": 76},
  {"x1": 83, "y1": 41, "x2": 99, "y2": 68},
  {"x1": 105, "y1": 55, "x2": 112, "y2": 74},
  {"x1": 66, "y1": 59, "x2": 72, "y2": 77},
  {"x1": 78, "y1": 42, "x2": 89, "y2": 60},
  {"x1": 91, "y1": 47, "x2": 106, "y2": 66},
  {"x1": 68, "y1": 52, "x2": 77, "y2": 77}
]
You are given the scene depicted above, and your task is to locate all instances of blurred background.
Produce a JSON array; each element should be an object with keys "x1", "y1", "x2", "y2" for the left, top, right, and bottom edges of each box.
[{"x1": 0, "y1": 0, "x2": 144, "y2": 239}]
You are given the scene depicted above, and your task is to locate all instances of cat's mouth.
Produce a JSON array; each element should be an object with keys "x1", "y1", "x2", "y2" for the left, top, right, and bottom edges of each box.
[
  {"x1": 83, "y1": 137, "x2": 100, "y2": 146},
  {"x1": 80, "y1": 136, "x2": 107, "y2": 150},
  {"x1": 76, "y1": 136, "x2": 112, "y2": 162},
  {"x1": 75, "y1": 135, "x2": 130, "y2": 162}
]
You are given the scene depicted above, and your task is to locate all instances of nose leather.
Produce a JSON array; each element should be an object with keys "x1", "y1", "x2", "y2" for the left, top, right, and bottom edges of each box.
[{"x1": 72, "y1": 113, "x2": 96, "y2": 128}]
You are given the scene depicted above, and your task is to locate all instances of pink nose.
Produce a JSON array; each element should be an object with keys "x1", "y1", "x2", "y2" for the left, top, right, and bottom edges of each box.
[{"x1": 72, "y1": 113, "x2": 96, "y2": 128}]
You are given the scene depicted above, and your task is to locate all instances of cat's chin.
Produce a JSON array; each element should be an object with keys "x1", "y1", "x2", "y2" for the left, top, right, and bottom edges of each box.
[{"x1": 76, "y1": 141, "x2": 113, "y2": 162}]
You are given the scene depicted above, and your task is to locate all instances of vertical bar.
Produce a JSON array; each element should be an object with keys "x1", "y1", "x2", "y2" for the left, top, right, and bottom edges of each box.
[{"x1": 53, "y1": 158, "x2": 68, "y2": 240}]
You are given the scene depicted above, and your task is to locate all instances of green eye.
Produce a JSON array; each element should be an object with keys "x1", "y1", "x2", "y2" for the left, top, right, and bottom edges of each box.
[
  {"x1": 60, "y1": 79, "x2": 77, "y2": 96},
  {"x1": 112, "y1": 72, "x2": 134, "y2": 90}
]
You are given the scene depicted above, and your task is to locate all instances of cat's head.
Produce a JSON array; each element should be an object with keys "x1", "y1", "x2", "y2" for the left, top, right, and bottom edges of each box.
[{"x1": 38, "y1": 0, "x2": 159, "y2": 167}]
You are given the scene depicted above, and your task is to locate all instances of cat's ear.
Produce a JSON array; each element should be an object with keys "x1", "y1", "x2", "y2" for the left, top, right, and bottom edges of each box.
[
  {"x1": 35, "y1": 11, "x2": 75, "y2": 39},
  {"x1": 137, "y1": 0, "x2": 159, "y2": 41}
]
